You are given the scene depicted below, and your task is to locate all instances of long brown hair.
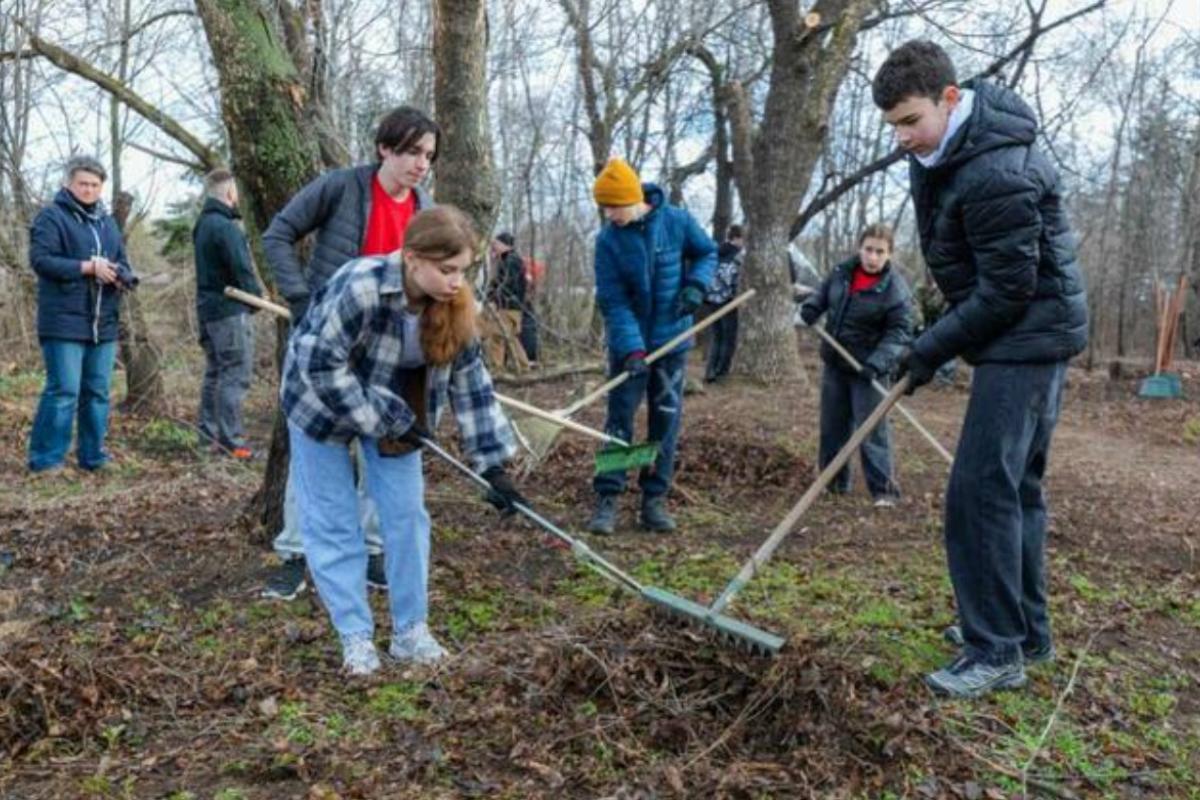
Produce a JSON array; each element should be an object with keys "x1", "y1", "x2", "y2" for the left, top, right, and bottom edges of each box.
[{"x1": 404, "y1": 206, "x2": 479, "y2": 366}]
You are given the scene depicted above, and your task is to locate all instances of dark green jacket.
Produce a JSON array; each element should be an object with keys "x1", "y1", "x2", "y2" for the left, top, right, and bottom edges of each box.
[{"x1": 193, "y1": 197, "x2": 262, "y2": 322}]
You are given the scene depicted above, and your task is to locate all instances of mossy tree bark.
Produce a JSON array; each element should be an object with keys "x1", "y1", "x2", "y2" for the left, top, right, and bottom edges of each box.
[{"x1": 195, "y1": 0, "x2": 325, "y2": 544}]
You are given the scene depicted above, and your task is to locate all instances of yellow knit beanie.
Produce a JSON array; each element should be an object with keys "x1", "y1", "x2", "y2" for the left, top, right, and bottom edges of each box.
[{"x1": 592, "y1": 157, "x2": 644, "y2": 207}]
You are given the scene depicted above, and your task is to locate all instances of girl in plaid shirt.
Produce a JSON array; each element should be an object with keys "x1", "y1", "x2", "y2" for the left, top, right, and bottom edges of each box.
[{"x1": 282, "y1": 206, "x2": 525, "y2": 675}]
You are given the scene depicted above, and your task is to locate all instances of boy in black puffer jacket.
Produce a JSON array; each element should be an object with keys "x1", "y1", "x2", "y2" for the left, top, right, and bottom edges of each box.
[
  {"x1": 800, "y1": 223, "x2": 911, "y2": 505},
  {"x1": 874, "y1": 40, "x2": 1087, "y2": 698}
]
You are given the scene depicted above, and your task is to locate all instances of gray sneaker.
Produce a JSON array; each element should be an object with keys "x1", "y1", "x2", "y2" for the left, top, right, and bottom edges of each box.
[
  {"x1": 367, "y1": 553, "x2": 387, "y2": 591},
  {"x1": 342, "y1": 636, "x2": 381, "y2": 676},
  {"x1": 389, "y1": 621, "x2": 448, "y2": 664},
  {"x1": 587, "y1": 495, "x2": 619, "y2": 536},
  {"x1": 261, "y1": 557, "x2": 307, "y2": 601},
  {"x1": 925, "y1": 655, "x2": 1027, "y2": 698},
  {"x1": 943, "y1": 625, "x2": 1056, "y2": 666},
  {"x1": 640, "y1": 495, "x2": 676, "y2": 532}
]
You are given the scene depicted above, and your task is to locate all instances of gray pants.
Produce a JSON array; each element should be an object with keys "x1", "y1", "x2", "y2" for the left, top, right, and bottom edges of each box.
[
  {"x1": 199, "y1": 313, "x2": 254, "y2": 448},
  {"x1": 274, "y1": 437, "x2": 383, "y2": 558}
]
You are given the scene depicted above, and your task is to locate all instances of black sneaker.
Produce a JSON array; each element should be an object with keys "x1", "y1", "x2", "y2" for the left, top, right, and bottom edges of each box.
[
  {"x1": 640, "y1": 496, "x2": 676, "y2": 532},
  {"x1": 367, "y1": 553, "x2": 387, "y2": 591},
  {"x1": 261, "y1": 557, "x2": 307, "y2": 601},
  {"x1": 587, "y1": 495, "x2": 618, "y2": 536},
  {"x1": 943, "y1": 624, "x2": 1056, "y2": 666}
]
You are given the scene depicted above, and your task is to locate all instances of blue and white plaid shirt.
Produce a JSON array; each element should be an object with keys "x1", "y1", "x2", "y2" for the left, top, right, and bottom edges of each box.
[{"x1": 281, "y1": 255, "x2": 518, "y2": 472}]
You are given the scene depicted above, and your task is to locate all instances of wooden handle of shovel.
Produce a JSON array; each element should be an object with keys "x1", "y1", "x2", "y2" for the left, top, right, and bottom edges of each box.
[
  {"x1": 494, "y1": 393, "x2": 630, "y2": 448},
  {"x1": 560, "y1": 288, "x2": 757, "y2": 418},
  {"x1": 709, "y1": 376, "x2": 911, "y2": 615},
  {"x1": 806, "y1": 323, "x2": 953, "y2": 465},
  {"x1": 225, "y1": 286, "x2": 292, "y2": 319}
]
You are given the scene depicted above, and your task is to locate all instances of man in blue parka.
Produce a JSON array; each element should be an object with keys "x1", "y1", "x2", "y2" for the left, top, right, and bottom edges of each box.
[
  {"x1": 27, "y1": 155, "x2": 137, "y2": 473},
  {"x1": 587, "y1": 157, "x2": 717, "y2": 535}
]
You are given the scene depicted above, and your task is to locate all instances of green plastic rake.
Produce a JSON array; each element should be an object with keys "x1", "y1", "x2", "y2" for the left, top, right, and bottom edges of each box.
[{"x1": 418, "y1": 434, "x2": 783, "y2": 654}]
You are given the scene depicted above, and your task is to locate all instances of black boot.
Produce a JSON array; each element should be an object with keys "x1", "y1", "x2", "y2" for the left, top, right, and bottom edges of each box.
[{"x1": 640, "y1": 495, "x2": 676, "y2": 532}]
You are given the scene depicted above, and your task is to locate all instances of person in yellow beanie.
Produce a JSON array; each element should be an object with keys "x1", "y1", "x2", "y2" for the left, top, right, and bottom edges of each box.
[{"x1": 587, "y1": 157, "x2": 718, "y2": 535}]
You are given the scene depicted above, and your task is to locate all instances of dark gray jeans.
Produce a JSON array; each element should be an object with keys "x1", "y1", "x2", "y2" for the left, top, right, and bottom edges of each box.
[
  {"x1": 947, "y1": 361, "x2": 1068, "y2": 666},
  {"x1": 199, "y1": 313, "x2": 254, "y2": 448},
  {"x1": 819, "y1": 364, "x2": 897, "y2": 499}
]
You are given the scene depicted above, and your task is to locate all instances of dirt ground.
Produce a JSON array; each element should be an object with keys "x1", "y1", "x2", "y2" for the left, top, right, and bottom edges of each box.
[{"x1": 0, "y1": 347, "x2": 1197, "y2": 800}]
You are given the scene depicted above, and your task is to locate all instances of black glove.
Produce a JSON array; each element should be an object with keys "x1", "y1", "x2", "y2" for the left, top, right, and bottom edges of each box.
[
  {"x1": 481, "y1": 465, "x2": 527, "y2": 515},
  {"x1": 859, "y1": 364, "x2": 878, "y2": 383},
  {"x1": 674, "y1": 284, "x2": 705, "y2": 318},
  {"x1": 379, "y1": 421, "x2": 431, "y2": 456},
  {"x1": 896, "y1": 349, "x2": 935, "y2": 395},
  {"x1": 623, "y1": 351, "x2": 649, "y2": 379},
  {"x1": 799, "y1": 305, "x2": 820, "y2": 327},
  {"x1": 287, "y1": 296, "x2": 310, "y2": 324}
]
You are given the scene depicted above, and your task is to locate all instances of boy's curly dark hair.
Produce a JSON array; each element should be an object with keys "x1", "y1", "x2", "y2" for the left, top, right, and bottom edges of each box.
[{"x1": 872, "y1": 40, "x2": 957, "y2": 111}]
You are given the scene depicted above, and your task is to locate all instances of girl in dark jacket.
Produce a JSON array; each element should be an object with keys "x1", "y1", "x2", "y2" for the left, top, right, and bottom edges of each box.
[
  {"x1": 800, "y1": 224, "x2": 912, "y2": 505},
  {"x1": 27, "y1": 156, "x2": 137, "y2": 473}
]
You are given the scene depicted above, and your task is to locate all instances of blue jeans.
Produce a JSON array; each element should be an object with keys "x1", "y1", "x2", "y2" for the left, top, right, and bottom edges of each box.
[
  {"x1": 593, "y1": 349, "x2": 687, "y2": 498},
  {"x1": 198, "y1": 314, "x2": 255, "y2": 448},
  {"x1": 28, "y1": 339, "x2": 117, "y2": 471},
  {"x1": 946, "y1": 361, "x2": 1067, "y2": 666},
  {"x1": 289, "y1": 423, "x2": 430, "y2": 645},
  {"x1": 818, "y1": 364, "x2": 897, "y2": 498}
]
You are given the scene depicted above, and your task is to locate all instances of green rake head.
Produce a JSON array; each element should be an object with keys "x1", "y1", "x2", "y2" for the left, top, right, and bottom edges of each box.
[
  {"x1": 593, "y1": 441, "x2": 661, "y2": 475},
  {"x1": 640, "y1": 586, "x2": 786, "y2": 655}
]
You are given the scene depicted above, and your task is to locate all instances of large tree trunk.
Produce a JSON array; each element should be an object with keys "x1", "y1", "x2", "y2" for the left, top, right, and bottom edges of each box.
[
  {"x1": 730, "y1": 0, "x2": 877, "y2": 382},
  {"x1": 432, "y1": 0, "x2": 498, "y2": 238},
  {"x1": 111, "y1": 190, "x2": 165, "y2": 413},
  {"x1": 195, "y1": 0, "x2": 324, "y2": 545}
]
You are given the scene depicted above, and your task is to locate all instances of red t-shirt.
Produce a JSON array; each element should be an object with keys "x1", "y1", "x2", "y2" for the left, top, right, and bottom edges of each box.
[
  {"x1": 362, "y1": 176, "x2": 417, "y2": 256},
  {"x1": 850, "y1": 265, "x2": 884, "y2": 294}
]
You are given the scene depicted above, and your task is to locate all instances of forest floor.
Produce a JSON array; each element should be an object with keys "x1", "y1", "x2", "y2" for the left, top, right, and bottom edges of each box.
[{"x1": 1, "y1": 343, "x2": 1198, "y2": 800}]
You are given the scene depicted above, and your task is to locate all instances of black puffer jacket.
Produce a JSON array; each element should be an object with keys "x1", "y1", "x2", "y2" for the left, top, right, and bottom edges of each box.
[
  {"x1": 263, "y1": 164, "x2": 433, "y2": 311},
  {"x1": 910, "y1": 80, "x2": 1088, "y2": 367},
  {"x1": 801, "y1": 257, "x2": 913, "y2": 375}
]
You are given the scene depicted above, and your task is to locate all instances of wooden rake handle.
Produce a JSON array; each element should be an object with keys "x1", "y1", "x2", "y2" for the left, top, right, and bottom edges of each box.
[
  {"x1": 805, "y1": 323, "x2": 953, "y2": 465},
  {"x1": 709, "y1": 376, "x2": 912, "y2": 615},
  {"x1": 225, "y1": 286, "x2": 292, "y2": 319},
  {"x1": 559, "y1": 288, "x2": 757, "y2": 418}
]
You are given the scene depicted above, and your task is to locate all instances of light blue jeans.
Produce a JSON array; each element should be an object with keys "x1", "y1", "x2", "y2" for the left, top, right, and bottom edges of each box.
[
  {"x1": 288, "y1": 423, "x2": 431, "y2": 645},
  {"x1": 28, "y1": 339, "x2": 117, "y2": 471}
]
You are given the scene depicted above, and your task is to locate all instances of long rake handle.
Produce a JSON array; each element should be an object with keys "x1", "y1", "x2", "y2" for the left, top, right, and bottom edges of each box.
[
  {"x1": 225, "y1": 286, "x2": 292, "y2": 319},
  {"x1": 494, "y1": 393, "x2": 630, "y2": 448},
  {"x1": 417, "y1": 435, "x2": 646, "y2": 594},
  {"x1": 806, "y1": 323, "x2": 954, "y2": 465},
  {"x1": 708, "y1": 377, "x2": 911, "y2": 615},
  {"x1": 559, "y1": 288, "x2": 757, "y2": 418}
]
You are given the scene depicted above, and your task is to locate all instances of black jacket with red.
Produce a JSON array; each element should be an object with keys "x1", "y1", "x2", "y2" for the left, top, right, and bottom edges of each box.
[{"x1": 801, "y1": 257, "x2": 913, "y2": 376}]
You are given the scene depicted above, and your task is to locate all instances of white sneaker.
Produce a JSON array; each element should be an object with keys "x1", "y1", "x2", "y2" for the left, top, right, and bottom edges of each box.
[
  {"x1": 342, "y1": 637, "x2": 381, "y2": 676},
  {"x1": 389, "y1": 621, "x2": 448, "y2": 664},
  {"x1": 873, "y1": 496, "x2": 897, "y2": 508}
]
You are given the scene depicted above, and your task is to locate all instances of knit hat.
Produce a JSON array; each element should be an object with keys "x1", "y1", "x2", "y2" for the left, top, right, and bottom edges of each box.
[
  {"x1": 495, "y1": 231, "x2": 514, "y2": 247},
  {"x1": 592, "y1": 157, "x2": 644, "y2": 207}
]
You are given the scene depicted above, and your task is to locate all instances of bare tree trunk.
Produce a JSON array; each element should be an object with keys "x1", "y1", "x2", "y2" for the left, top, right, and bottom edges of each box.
[
  {"x1": 195, "y1": 0, "x2": 324, "y2": 545},
  {"x1": 432, "y1": 0, "x2": 498, "y2": 238},
  {"x1": 111, "y1": 190, "x2": 165, "y2": 413}
]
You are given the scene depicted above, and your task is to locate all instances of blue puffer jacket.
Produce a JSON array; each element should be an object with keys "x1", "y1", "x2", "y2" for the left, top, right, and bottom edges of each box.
[
  {"x1": 29, "y1": 188, "x2": 137, "y2": 343},
  {"x1": 593, "y1": 184, "x2": 718, "y2": 359}
]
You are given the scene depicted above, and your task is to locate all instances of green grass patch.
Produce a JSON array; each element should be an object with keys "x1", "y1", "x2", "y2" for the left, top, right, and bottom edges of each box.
[
  {"x1": 365, "y1": 681, "x2": 424, "y2": 721},
  {"x1": 0, "y1": 369, "x2": 43, "y2": 398},
  {"x1": 136, "y1": 418, "x2": 199, "y2": 457}
]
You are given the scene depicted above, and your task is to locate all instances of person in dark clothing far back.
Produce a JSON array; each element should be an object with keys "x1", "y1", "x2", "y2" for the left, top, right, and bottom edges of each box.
[
  {"x1": 193, "y1": 168, "x2": 262, "y2": 460},
  {"x1": 874, "y1": 40, "x2": 1088, "y2": 698},
  {"x1": 259, "y1": 106, "x2": 439, "y2": 602},
  {"x1": 483, "y1": 232, "x2": 529, "y2": 370},
  {"x1": 800, "y1": 223, "x2": 911, "y2": 507},
  {"x1": 703, "y1": 224, "x2": 744, "y2": 383},
  {"x1": 27, "y1": 155, "x2": 138, "y2": 474}
]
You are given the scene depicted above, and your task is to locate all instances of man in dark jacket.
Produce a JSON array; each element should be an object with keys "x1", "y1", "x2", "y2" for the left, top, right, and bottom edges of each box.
[
  {"x1": 587, "y1": 157, "x2": 717, "y2": 535},
  {"x1": 874, "y1": 40, "x2": 1088, "y2": 698},
  {"x1": 193, "y1": 168, "x2": 262, "y2": 459},
  {"x1": 260, "y1": 107, "x2": 439, "y2": 601},
  {"x1": 800, "y1": 224, "x2": 911, "y2": 504},
  {"x1": 703, "y1": 224, "x2": 744, "y2": 383},
  {"x1": 483, "y1": 232, "x2": 529, "y2": 370},
  {"x1": 27, "y1": 155, "x2": 137, "y2": 473}
]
